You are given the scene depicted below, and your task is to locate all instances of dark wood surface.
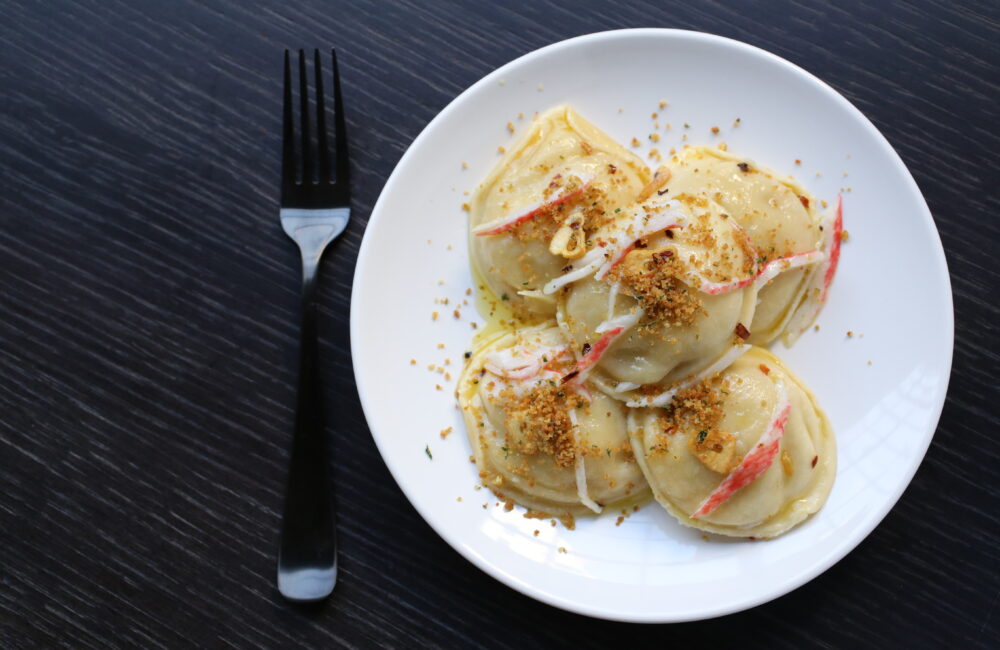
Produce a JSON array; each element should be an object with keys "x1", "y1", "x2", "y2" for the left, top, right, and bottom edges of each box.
[{"x1": 1, "y1": 1, "x2": 997, "y2": 647}]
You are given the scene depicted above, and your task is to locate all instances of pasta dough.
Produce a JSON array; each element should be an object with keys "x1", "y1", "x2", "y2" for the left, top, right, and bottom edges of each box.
[
  {"x1": 628, "y1": 347, "x2": 835, "y2": 538},
  {"x1": 457, "y1": 325, "x2": 649, "y2": 518},
  {"x1": 469, "y1": 106, "x2": 650, "y2": 320},
  {"x1": 665, "y1": 146, "x2": 825, "y2": 344}
]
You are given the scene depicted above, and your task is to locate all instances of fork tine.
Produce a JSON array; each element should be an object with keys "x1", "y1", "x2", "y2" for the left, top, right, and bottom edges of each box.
[
  {"x1": 313, "y1": 50, "x2": 331, "y2": 184},
  {"x1": 331, "y1": 49, "x2": 350, "y2": 192},
  {"x1": 298, "y1": 49, "x2": 312, "y2": 184},
  {"x1": 282, "y1": 50, "x2": 295, "y2": 190}
]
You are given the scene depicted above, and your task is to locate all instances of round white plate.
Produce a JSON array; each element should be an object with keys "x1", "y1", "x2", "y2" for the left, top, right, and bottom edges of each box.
[{"x1": 351, "y1": 29, "x2": 952, "y2": 622}]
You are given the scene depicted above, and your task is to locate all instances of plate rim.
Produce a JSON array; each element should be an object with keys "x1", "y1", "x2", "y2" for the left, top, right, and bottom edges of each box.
[{"x1": 350, "y1": 27, "x2": 954, "y2": 622}]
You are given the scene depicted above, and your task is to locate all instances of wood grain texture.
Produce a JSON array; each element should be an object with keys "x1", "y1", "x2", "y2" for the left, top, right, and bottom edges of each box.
[{"x1": 0, "y1": 0, "x2": 997, "y2": 647}]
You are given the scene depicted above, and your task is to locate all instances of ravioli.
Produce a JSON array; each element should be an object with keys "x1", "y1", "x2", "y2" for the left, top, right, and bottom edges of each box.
[
  {"x1": 628, "y1": 347, "x2": 835, "y2": 538},
  {"x1": 469, "y1": 106, "x2": 650, "y2": 320},
  {"x1": 556, "y1": 194, "x2": 758, "y2": 405},
  {"x1": 457, "y1": 325, "x2": 649, "y2": 517},
  {"x1": 459, "y1": 108, "x2": 840, "y2": 540},
  {"x1": 664, "y1": 146, "x2": 827, "y2": 344}
]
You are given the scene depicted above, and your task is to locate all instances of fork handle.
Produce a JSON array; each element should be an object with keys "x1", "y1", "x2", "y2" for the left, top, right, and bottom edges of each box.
[{"x1": 277, "y1": 251, "x2": 337, "y2": 601}]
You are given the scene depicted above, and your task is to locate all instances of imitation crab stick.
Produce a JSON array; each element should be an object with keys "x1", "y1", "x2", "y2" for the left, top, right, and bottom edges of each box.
[
  {"x1": 783, "y1": 195, "x2": 844, "y2": 340},
  {"x1": 471, "y1": 176, "x2": 592, "y2": 236},
  {"x1": 594, "y1": 206, "x2": 685, "y2": 280},
  {"x1": 692, "y1": 249, "x2": 826, "y2": 295},
  {"x1": 754, "y1": 250, "x2": 826, "y2": 289},
  {"x1": 560, "y1": 326, "x2": 625, "y2": 386},
  {"x1": 576, "y1": 327, "x2": 623, "y2": 372},
  {"x1": 542, "y1": 201, "x2": 686, "y2": 294},
  {"x1": 484, "y1": 343, "x2": 568, "y2": 380},
  {"x1": 820, "y1": 195, "x2": 844, "y2": 303},
  {"x1": 575, "y1": 453, "x2": 602, "y2": 514},
  {"x1": 691, "y1": 382, "x2": 792, "y2": 518}
]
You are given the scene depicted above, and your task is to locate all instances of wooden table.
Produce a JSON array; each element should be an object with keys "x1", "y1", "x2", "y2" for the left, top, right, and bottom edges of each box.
[{"x1": 2, "y1": 1, "x2": 996, "y2": 647}]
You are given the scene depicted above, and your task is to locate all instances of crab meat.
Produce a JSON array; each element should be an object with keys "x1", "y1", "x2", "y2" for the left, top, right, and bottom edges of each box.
[
  {"x1": 782, "y1": 195, "x2": 844, "y2": 341},
  {"x1": 472, "y1": 176, "x2": 592, "y2": 236},
  {"x1": 542, "y1": 253, "x2": 604, "y2": 294},
  {"x1": 754, "y1": 250, "x2": 826, "y2": 289},
  {"x1": 606, "y1": 281, "x2": 621, "y2": 321},
  {"x1": 594, "y1": 203, "x2": 686, "y2": 280},
  {"x1": 575, "y1": 453, "x2": 602, "y2": 514},
  {"x1": 595, "y1": 309, "x2": 643, "y2": 334},
  {"x1": 542, "y1": 200, "x2": 686, "y2": 293},
  {"x1": 820, "y1": 195, "x2": 844, "y2": 302},
  {"x1": 484, "y1": 343, "x2": 568, "y2": 380},
  {"x1": 691, "y1": 381, "x2": 791, "y2": 518},
  {"x1": 561, "y1": 326, "x2": 626, "y2": 386}
]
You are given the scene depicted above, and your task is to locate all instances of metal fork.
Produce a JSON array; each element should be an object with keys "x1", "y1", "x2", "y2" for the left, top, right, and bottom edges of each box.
[{"x1": 277, "y1": 48, "x2": 350, "y2": 602}]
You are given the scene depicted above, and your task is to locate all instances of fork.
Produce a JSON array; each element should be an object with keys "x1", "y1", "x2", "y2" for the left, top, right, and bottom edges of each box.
[{"x1": 276, "y1": 49, "x2": 350, "y2": 602}]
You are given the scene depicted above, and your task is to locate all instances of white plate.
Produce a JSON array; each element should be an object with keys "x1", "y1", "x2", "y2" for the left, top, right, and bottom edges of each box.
[{"x1": 351, "y1": 29, "x2": 953, "y2": 622}]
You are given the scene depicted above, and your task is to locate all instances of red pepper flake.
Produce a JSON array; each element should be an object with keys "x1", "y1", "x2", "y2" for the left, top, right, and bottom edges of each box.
[
  {"x1": 607, "y1": 163, "x2": 617, "y2": 174},
  {"x1": 798, "y1": 195, "x2": 810, "y2": 209},
  {"x1": 581, "y1": 343, "x2": 592, "y2": 355},
  {"x1": 560, "y1": 370, "x2": 580, "y2": 384},
  {"x1": 758, "y1": 364, "x2": 770, "y2": 375},
  {"x1": 665, "y1": 229, "x2": 674, "y2": 239},
  {"x1": 711, "y1": 126, "x2": 720, "y2": 135},
  {"x1": 737, "y1": 162, "x2": 750, "y2": 173},
  {"x1": 811, "y1": 455, "x2": 819, "y2": 468},
  {"x1": 735, "y1": 323, "x2": 751, "y2": 340}
]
